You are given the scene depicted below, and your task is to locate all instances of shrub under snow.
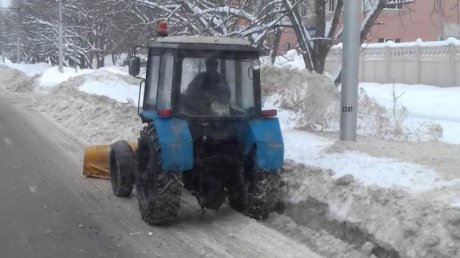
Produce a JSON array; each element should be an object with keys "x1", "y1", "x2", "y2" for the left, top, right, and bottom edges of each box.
[{"x1": 261, "y1": 66, "x2": 442, "y2": 141}]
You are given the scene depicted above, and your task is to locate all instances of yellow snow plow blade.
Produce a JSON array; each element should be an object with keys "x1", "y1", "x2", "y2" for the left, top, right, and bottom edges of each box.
[{"x1": 83, "y1": 143, "x2": 137, "y2": 179}]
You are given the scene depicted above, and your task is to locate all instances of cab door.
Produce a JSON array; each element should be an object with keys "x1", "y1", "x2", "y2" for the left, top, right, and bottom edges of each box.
[{"x1": 143, "y1": 49, "x2": 175, "y2": 111}]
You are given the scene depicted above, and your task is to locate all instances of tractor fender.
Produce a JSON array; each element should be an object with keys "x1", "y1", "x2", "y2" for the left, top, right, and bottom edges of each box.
[
  {"x1": 244, "y1": 118, "x2": 284, "y2": 171},
  {"x1": 141, "y1": 111, "x2": 194, "y2": 172}
]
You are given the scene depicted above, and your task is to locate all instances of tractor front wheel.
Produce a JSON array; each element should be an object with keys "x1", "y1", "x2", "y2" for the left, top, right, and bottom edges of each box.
[
  {"x1": 109, "y1": 140, "x2": 135, "y2": 197},
  {"x1": 135, "y1": 126, "x2": 182, "y2": 225}
]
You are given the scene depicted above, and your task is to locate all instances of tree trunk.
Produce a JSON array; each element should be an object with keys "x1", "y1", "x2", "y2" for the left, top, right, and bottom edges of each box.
[
  {"x1": 301, "y1": 53, "x2": 314, "y2": 71},
  {"x1": 313, "y1": 49, "x2": 328, "y2": 74},
  {"x1": 80, "y1": 54, "x2": 87, "y2": 69},
  {"x1": 271, "y1": 28, "x2": 283, "y2": 64},
  {"x1": 97, "y1": 54, "x2": 104, "y2": 68},
  {"x1": 312, "y1": 0, "x2": 329, "y2": 74},
  {"x1": 111, "y1": 52, "x2": 117, "y2": 65}
]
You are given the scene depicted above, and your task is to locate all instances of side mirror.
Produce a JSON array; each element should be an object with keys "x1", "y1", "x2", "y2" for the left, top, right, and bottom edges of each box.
[{"x1": 129, "y1": 57, "x2": 141, "y2": 76}]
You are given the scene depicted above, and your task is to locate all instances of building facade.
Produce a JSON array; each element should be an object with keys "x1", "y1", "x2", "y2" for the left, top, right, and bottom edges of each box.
[
  {"x1": 368, "y1": 0, "x2": 460, "y2": 43},
  {"x1": 277, "y1": 0, "x2": 460, "y2": 53}
]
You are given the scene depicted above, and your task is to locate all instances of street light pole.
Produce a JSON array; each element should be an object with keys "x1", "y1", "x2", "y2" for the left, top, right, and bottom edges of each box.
[
  {"x1": 58, "y1": 0, "x2": 63, "y2": 73},
  {"x1": 340, "y1": 0, "x2": 361, "y2": 141}
]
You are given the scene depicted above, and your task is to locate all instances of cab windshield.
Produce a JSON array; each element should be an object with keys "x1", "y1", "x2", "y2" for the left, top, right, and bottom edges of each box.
[{"x1": 179, "y1": 57, "x2": 256, "y2": 117}]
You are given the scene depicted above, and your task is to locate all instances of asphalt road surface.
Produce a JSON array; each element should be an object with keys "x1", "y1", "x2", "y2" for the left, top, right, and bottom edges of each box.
[
  {"x1": 0, "y1": 95, "x2": 138, "y2": 258},
  {"x1": 0, "y1": 92, "x2": 322, "y2": 258}
]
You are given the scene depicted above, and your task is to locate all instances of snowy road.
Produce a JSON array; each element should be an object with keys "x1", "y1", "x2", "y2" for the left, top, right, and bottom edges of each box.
[{"x1": 0, "y1": 92, "x2": 322, "y2": 258}]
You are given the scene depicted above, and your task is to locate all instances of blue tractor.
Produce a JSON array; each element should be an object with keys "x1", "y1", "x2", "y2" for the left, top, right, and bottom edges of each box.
[{"x1": 105, "y1": 34, "x2": 284, "y2": 225}]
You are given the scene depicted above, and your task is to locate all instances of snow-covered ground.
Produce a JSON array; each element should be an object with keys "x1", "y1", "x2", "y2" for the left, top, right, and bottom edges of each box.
[
  {"x1": 4, "y1": 62, "x2": 459, "y2": 195},
  {"x1": 361, "y1": 83, "x2": 460, "y2": 144},
  {"x1": 283, "y1": 130, "x2": 456, "y2": 193},
  {"x1": 2, "y1": 62, "x2": 460, "y2": 257}
]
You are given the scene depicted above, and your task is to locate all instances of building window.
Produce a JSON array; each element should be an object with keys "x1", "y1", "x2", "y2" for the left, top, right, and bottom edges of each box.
[
  {"x1": 287, "y1": 43, "x2": 292, "y2": 50},
  {"x1": 328, "y1": 0, "x2": 336, "y2": 12}
]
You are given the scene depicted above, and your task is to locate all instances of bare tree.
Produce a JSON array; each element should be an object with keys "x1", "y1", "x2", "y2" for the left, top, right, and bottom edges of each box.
[
  {"x1": 279, "y1": 0, "x2": 417, "y2": 75},
  {"x1": 1, "y1": 0, "x2": 418, "y2": 73},
  {"x1": 130, "y1": 0, "x2": 286, "y2": 46}
]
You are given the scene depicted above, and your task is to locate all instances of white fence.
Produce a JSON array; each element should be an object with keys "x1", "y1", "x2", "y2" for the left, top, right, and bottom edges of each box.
[{"x1": 325, "y1": 39, "x2": 460, "y2": 87}]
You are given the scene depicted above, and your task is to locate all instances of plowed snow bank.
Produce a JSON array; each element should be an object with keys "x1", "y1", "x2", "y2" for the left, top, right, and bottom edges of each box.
[
  {"x1": 35, "y1": 75, "x2": 141, "y2": 145},
  {"x1": 279, "y1": 161, "x2": 460, "y2": 258},
  {"x1": 0, "y1": 66, "x2": 35, "y2": 92},
  {"x1": 5, "y1": 62, "x2": 49, "y2": 77}
]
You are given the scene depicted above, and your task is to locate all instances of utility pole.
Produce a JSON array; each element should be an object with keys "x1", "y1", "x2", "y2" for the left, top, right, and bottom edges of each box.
[
  {"x1": 340, "y1": 0, "x2": 361, "y2": 141},
  {"x1": 73, "y1": 21, "x2": 77, "y2": 72},
  {"x1": 0, "y1": 0, "x2": 4, "y2": 64},
  {"x1": 58, "y1": 0, "x2": 63, "y2": 73},
  {"x1": 16, "y1": 6, "x2": 19, "y2": 62}
]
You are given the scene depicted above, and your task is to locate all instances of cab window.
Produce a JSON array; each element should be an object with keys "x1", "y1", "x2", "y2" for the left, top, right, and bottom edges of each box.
[{"x1": 144, "y1": 53, "x2": 174, "y2": 110}]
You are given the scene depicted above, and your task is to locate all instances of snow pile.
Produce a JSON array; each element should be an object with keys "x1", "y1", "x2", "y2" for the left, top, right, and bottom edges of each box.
[
  {"x1": 77, "y1": 69, "x2": 140, "y2": 105},
  {"x1": 4, "y1": 62, "x2": 50, "y2": 77},
  {"x1": 261, "y1": 66, "x2": 339, "y2": 130},
  {"x1": 34, "y1": 73, "x2": 142, "y2": 145},
  {"x1": 0, "y1": 65, "x2": 34, "y2": 92},
  {"x1": 278, "y1": 162, "x2": 460, "y2": 258},
  {"x1": 0, "y1": 64, "x2": 141, "y2": 145},
  {"x1": 37, "y1": 66, "x2": 94, "y2": 89},
  {"x1": 36, "y1": 85, "x2": 141, "y2": 145},
  {"x1": 266, "y1": 213, "x2": 366, "y2": 258},
  {"x1": 79, "y1": 80, "x2": 139, "y2": 106}
]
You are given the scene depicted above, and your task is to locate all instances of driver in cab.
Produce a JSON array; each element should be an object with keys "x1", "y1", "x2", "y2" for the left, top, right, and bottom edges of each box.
[{"x1": 185, "y1": 58, "x2": 231, "y2": 116}]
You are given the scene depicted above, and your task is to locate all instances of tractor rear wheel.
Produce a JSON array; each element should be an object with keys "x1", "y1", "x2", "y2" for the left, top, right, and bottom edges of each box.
[
  {"x1": 247, "y1": 171, "x2": 281, "y2": 220},
  {"x1": 109, "y1": 140, "x2": 135, "y2": 197},
  {"x1": 135, "y1": 126, "x2": 182, "y2": 225}
]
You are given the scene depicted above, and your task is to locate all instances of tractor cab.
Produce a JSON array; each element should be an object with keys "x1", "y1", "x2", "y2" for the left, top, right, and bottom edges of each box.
[{"x1": 129, "y1": 36, "x2": 264, "y2": 121}]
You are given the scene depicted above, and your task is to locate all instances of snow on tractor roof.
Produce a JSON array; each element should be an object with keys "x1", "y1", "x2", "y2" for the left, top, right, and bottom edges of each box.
[{"x1": 152, "y1": 36, "x2": 252, "y2": 46}]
